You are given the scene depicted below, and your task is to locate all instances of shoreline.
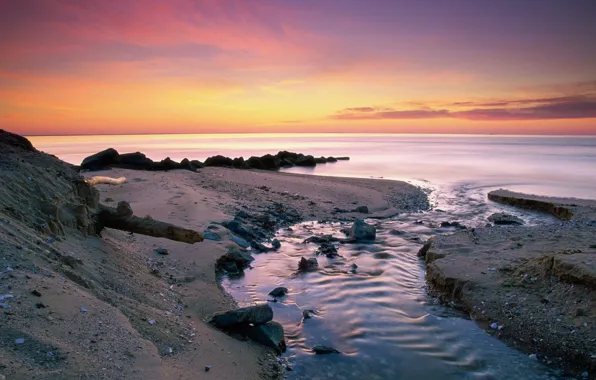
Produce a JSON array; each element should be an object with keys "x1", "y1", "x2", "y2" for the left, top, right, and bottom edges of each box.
[{"x1": 0, "y1": 131, "x2": 429, "y2": 380}]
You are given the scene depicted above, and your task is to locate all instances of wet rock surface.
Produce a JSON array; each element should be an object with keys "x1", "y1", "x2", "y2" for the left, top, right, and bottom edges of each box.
[
  {"x1": 348, "y1": 219, "x2": 377, "y2": 241},
  {"x1": 488, "y1": 212, "x2": 525, "y2": 225}
]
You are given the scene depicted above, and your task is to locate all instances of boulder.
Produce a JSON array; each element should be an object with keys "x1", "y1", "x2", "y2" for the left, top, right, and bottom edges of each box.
[
  {"x1": 271, "y1": 238, "x2": 281, "y2": 249},
  {"x1": 244, "y1": 321, "x2": 286, "y2": 353},
  {"x1": 230, "y1": 234, "x2": 250, "y2": 248},
  {"x1": 417, "y1": 237, "x2": 436, "y2": 258},
  {"x1": 81, "y1": 148, "x2": 119, "y2": 170},
  {"x1": 210, "y1": 304, "x2": 273, "y2": 328},
  {"x1": 232, "y1": 157, "x2": 249, "y2": 169},
  {"x1": 314, "y1": 156, "x2": 327, "y2": 164},
  {"x1": 179, "y1": 158, "x2": 197, "y2": 172},
  {"x1": 298, "y1": 257, "x2": 318, "y2": 272},
  {"x1": 295, "y1": 155, "x2": 316, "y2": 167},
  {"x1": 204, "y1": 155, "x2": 234, "y2": 167},
  {"x1": 190, "y1": 160, "x2": 205, "y2": 169},
  {"x1": 326, "y1": 157, "x2": 338, "y2": 163},
  {"x1": 268, "y1": 287, "x2": 288, "y2": 297},
  {"x1": 260, "y1": 154, "x2": 281, "y2": 170},
  {"x1": 276, "y1": 151, "x2": 300, "y2": 163},
  {"x1": 488, "y1": 213, "x2": 525, "y2": 225},
  {"x1": 217, "y1": 246, "x2": 254, "y2": 272},
  {"x1": 157, "y1": 157, "x2": 180, "y2": 171},
  {"x1": 349, "y1": 219, "x2": 376, "y2": 241},
  {"x1": 246, "y1": 156, "x2": 266, "y2": 169},
  {"x1": 117, "y1": 152, "x2": 153, "y2": 168}
]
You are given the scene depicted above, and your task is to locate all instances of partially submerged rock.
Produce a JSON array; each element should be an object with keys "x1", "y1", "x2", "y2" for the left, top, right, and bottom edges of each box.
[
  {"x1": 348, "y1": 219, "x2": 376, "y2": 241},
  {"x1": 210, "y1": 304, "x2": 273, "y2": 328},
  {"x1": 244, "y1": 321, "x2": 286, "y2": 353},
  {"x1": 316, "y1": 242, "x2": 339, "y2": 258},
  {"x1": 268, "y1": 287, "x2": 288, "y2": 297},
  {"x1": 298, "y1": 257, "x2": 318, "y2": 272},
  {"x1": 488, "y1": 212, "x2": 524, "y2": 225},
  {"x1": 312, "y1": 345, "x2": 340, "y2": 354},
  {"x1": 216, "y1": 246, "x2": 254, "y2": 273}
]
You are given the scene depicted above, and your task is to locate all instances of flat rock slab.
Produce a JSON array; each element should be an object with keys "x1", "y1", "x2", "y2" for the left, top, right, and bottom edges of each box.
[{"x1": 210, "y1": 304, "x2": 273, "y2": 328}]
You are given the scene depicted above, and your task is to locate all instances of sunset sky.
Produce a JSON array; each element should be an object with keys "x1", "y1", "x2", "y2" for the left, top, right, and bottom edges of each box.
[{"x1": 1, "y1": 0, "x2": 595, "y2": 135}]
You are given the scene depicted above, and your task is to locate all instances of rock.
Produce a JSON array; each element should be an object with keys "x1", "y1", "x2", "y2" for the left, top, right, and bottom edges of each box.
[
  {"x1": 81, "y1": 148, "x2": 119, "y2": 170},
  {"x1": 250, "y1": 241, "x2": 270, "y2": 253},
  {"x1": 260, "y1": 154, "x2": 281, "y2": 170},
  {"x1": 488, "y1": 213, "x2": 525, "y2": 225},
  {"x1": 389, "y1": 229, "x2": 405, "y2": 235},
  {"x1": 314, "y1": 156, "x2": 327, "y2": 164},
  {"x1": 230, "y1": 234, "x2": 250, "y2": 248},
  {"x1": 232, "y1": 157, "x2": 249, "y2": 169},
  {"x1": 223, "y1": 246, "x2": 254, "y2": 267},
  {"x1": 304, "y1": 234, "x2": 338, "y2": 243},
  {"x1": 246, "y1": 156, "x2": 266, "y2": 169},
  {"x1": 335, "y1": 157, "x2": 350, "y2": 161},
  {"x1": 268, "y1": 287, "x2": 288, "y2": 297},
  {"x1": 204, "y1": 155, "x2": 234, "y2": 167},
  {"x1": 156, "y1": 157, "x2": 180, "y2": 171},
  {"x1": 326, "y1": 156, "x2": 338, "y2": 163},
  {"x1": 31, "y1": 290, "x2": 42, "y2": 297},
  {"x1": 350, "y1": 263, "x2": 358, "y2": 273},
  {"x1": 117, "y1": 152, "x2": 153, "y2": 167},
  {"x1": 417, "y1": 237, "x2": 436, "y2": 258},
  {"x1": 190, "y1": 160, "x2": 204, "y2": 168},
  {"x1": 298, "y1": 257, "x2": 318, "y2": 272},
  {"x1": 317, "y1": 242, "x2": 339, "y2": 258},
  {"x1": 354, "y1": 205, "x2": 369, "y2": 214},
  {"x1": 225, "y1": 220, "x2": 244, "y2": 234},
  {"x1": 115, "y1": 201, "x2": 133, "y2": 217},
  {"x1": 271, "y1": 238, "x2": 281, "y2": 249},
  {"x1": 302, "y1": 309, "x2": 317, "y2": 319},
  {"x1": 276, "y1": 151, "x2": 300, "y2": 163},
  {"x1": 210, "y1": 304, "x2": 273, "y2": 328},
  {"x1": 205, "y1": 366, "x2": 212, "y2": 372},
  {"x1": 295, "y1": 155, "x2": 316, "y2": 167},
  {"x1": 349, "y1": 219, "x2": 376, "y2": 241},
  {"x1": 218, "y1": 260, "x2": 239, "y2": 274},
  {"x1": 236, "y1": 210, "x2": 250, "y2": 219},
  {"x1": 203, "y1": 232, "x2": 221, "y2": 241},
  {"x1": 312, "y1": 345, "x2": 340, "y2": 354},
  {"x1": 245, "y1": 321, "x2": 286, "y2": 353},
  {"x1": 154, "y1": 248, "x2": 169, "y2": 255}
]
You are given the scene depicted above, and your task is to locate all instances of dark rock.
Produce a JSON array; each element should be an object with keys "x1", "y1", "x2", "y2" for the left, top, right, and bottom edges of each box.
[
  {"x1": 276, "y1": 151, "x2": 300, "y2": 163},
  {"x1": 230, "y1": 234, "x2": 250, "y2": 248},
  {"x1": 190, "y1": 160, "x2": 205, "y2": 169},
  {"x1": 350, "y1": 263, "x2": 358, "y2": 273},
  {"x1": 302, "y1": 309, "x2": 317, "y2": 319},
  {"x1": 155, "y1": 248, "x2": 169, "y2": 255},
  {"x1": 204, "y1": 155, "x2": 234, "y2": 167},
  {"x1": 268, "y1": 287, "x2": 288, "y2": 297},
  {"x1": 210, "y1": 304, "x2": 273, "y2": 328},
  {"x1": 31, "y1": 290, "x2": 42, "y2": 297},
  {"x1": 260, "y1": 154, "x2": 281, "y2": 170},
  {"x1": 203, "y1": 232, "x2": 221, "y2": 241},
  {"x1": 304, "y1": 234, "x2": 338, "y2": 243},
  {"x1": 295, "y1": 155, "x2": 316, "y2": 167},
  {"x1": 246, "y1": 156, "x2": 266, "y2": 169},
  {"x1": 217, "y1": 246, "x2": 254, "y2": 272},
  {"x1": 116, "y1": 201, "x2": 133, "y2": 217},
  {"x1": 218, "y1": 260, "x2": 239, "y2": 274},
  {"x1": 226, "y1": 220, "x2": 243, "y2": 234},
  {"x1": 245, "y1": 321, "x2": 286, "y2": 353},
  {"x1": 157, "y1": 157, "x2": 180, "y2": 171},
  {"x1": 335, "y1": 157, "x2": 350, "y2": 161},
  {"x1": 354, "y1": 205, "x2": 369, "y2": 214},
  {"x1": 271, "y1": 238, "x2": 281, "y2": 249},
  {"x1": 312, "y1": 345, "x2": 340, "y2": 354},
  {"x1": 117, "y1": 152, "x2": 153, "y2": 167},
  {"x1": 0, "y1": 129, "x2": 36, "y2": 151},
  {"x1": 326, "y1": 156, "x2": 338, "y2": 163},
  {"x1": 349, "y1": 219, "x2": 376, "y2": 241},
  {"x1": 298, "y1": 257, "x2": 318, "y2": 272},
  {"x1": 488, "y1": 213, "x2": 525, "y2": 225},
  {"x1": 417, "y1": 237, "x2": 436, "y2": 258},
  {"x1": 232, "y1": 157, "x2": 249, "y2": 169},
  {"x1": 81, "y1": 148, "x2": 119, "y2": 170},
  {"x1": 251, "y1": 241, "x2": 270, "y2": 252},
  {"x1": 280, "y1": 158, "x2": 295, "y2": 167},
  {"x1": 317, "y1": 242, "x2": 339, "y2": 258},
  {"x1": 389, "y1": 229, "x2": 405, "y2": 235},
  {"x1": 179, "y1": 158, "x2": 197, "y2": 171},
  {"x1": 314, "y1": 156, "x2": 327, "y2": 164}
]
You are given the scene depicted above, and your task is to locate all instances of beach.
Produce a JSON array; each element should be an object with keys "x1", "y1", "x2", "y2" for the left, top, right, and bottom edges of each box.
[{"x1": 0, "y1": 131, "x2": 427, "y2": 380}]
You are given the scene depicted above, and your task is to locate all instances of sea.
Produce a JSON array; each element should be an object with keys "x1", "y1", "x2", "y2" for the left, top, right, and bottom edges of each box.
[{"x1": 29, "y1": 133, "x2": 596, "y2": 379}]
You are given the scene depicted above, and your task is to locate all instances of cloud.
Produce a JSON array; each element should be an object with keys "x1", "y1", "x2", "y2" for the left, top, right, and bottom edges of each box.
[{"x1": 333, "y1": 95, "x2": 596, "y2": 121}]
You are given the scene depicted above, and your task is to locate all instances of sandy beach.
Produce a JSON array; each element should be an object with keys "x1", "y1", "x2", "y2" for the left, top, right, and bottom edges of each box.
[{"x1": 0, "y1": 131, "x2": 427, "y2": 380}]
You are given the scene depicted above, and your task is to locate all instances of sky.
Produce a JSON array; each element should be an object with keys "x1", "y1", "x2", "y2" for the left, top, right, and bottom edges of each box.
[{"x1": 1, "y1": 0, "x2": 596, "y2": 135}]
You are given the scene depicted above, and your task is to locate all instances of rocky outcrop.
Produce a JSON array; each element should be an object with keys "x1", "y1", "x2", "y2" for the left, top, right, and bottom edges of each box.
[
  {"x1": 216, "y1": 246, "x2": 254, "y2": 274},
  {"x1": 295, "y1": 155, "x2": 316, "y2": 167},
  {"x1": 488, "y1": 189, "x2": 577, "y2": 220}
]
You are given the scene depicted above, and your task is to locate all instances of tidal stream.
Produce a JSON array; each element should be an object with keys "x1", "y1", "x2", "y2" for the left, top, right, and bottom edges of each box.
[{"x1": 222, "y1": 182, "x2": 563, "y2": 380}]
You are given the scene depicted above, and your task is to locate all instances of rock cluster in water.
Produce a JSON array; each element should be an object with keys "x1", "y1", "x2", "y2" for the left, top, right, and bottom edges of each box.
[{"x1": 80, "y1": 148, "x2": 349, "y2": 172}]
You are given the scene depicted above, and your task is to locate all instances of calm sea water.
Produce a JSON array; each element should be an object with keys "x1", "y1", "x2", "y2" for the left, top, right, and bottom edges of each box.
[
  {"x1": 29, "y1": 134, "x2": 596, "y2": 379},
  {"x1": 29, "y1": 133, "x2": 596, "y2": 199}
]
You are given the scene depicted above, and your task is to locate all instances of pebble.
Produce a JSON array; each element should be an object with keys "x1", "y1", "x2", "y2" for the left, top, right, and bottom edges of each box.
[
  {"x1": 529, "y1": 354, "x2": 537, "y2": 360},
  {"x1": 15, "y1": 338, "x2": 25, "y2": 344},
  {"x1": 490, "y1": 322, "x2": 498, "y2": 329},
  {"x1": 205, "y1": 365, "x2": 212, "y2": 372},
  {"x1": 148, "y1": 319, "x2": 156, "y2": 325},
  {"x1": 80, "y1": 306, "x2": 88, "y2": 312},
  {"x1": 155, "y1": 248, "x2": 169, "y2": 255}
]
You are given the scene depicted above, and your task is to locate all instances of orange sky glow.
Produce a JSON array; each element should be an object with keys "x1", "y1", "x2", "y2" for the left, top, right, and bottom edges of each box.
[{"x1": 1, "y1": 0, "x2": 595, "y2": 135}]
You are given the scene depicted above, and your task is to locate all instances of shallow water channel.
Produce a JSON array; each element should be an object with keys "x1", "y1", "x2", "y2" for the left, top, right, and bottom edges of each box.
[{"x1": 222, "y1": 183, "x2": 564, "y2": 380}]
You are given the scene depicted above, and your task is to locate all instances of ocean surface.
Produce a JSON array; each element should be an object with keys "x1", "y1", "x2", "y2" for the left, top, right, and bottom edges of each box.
[{"x1": 30, "y1": 134, "x2": 596, "y2": 379}]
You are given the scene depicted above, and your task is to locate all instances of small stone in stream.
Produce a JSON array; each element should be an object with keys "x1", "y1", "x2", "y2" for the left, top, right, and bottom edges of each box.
[
  {"x1": 205, "y1": 366, "x2": 212, "y2": 372},
  {"x1": 488, "y1": 212, "x2": 525, "y2": 225},
  {"x1": 350, "y1": 263, "x2": 358, "y2": 273},
  {"x1": 354, "y1": 205, "x2": 369, "y2": 214},
  {"x1": 348, "y1": 219, "x2": 376, "y2": 241},
  {"x1": 31, "y1": 290, "x2": 42, "y2": 297},
  {"x1": 210, "y1": 304, "x2": 273, "y2": 328},
  {"x1": 312, "y1": 345, "x2": 340, "y2": 354},
  {"x1": 245, "y1": 321, "x2": 286, "y2": 353},
  {"x1": 298, "y1": 257, "x2": 318, "y2": 272},
  {"x1": 389, "y1": 229, "x2": 405, "y2": 235},
  {"x1": 414, "y1": 220, "x2": 424, "y2": 225},
  {"x1": 271, "y1": 239, "x2": 281, "y2": 249},
  {"x1": 14, "y1": 338, "x2": 25, "y2": 344},
  {"x1": 250, "y1": 241, "x2": 270, "y2": 253},
  {"x1": 302, "y1": 309, "x2": 317, "y2": 319},
  {"x1": 317, "y1": 242, "x2": 339, "y2": 258},
  {"x1": 268, "y1": 287, "x2": 288, "y2": 297},
  {"x1": 155, "y1": 248, "x2": 169, "y2": 255}
]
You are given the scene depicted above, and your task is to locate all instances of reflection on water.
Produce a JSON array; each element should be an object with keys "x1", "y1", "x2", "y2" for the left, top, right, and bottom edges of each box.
[
  {"x1": 223, "y1": 184, "x2": 562, "y2": 380},
  {"x1": 29, "y1": 133, "x2": 596, "y2": 199}
]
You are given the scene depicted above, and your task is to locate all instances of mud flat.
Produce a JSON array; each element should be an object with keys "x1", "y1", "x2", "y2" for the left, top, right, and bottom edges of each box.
[{"x1": 420, "y1": 190, "x2": 596, "y2": 378}]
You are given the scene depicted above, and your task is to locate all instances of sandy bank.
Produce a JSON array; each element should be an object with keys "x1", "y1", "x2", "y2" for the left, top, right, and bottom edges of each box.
[
  {"x1": 0, "y1": 130, "x2": 427, "y2": 380},
  {"x1": 420, "y1": 190, "x2": 596, "y2": 378}
]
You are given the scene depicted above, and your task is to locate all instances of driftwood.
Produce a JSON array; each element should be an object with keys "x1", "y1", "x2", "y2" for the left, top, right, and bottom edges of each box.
[
  {"x1": 97, "y1": 201, "x2": 203, "y2": 243},
  {"x1": 86, "y1": 176, "x2": 127, "y2": 186}
]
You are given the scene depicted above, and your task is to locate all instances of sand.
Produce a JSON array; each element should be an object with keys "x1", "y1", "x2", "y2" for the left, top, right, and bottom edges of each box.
[
  {"x1": 421, "y1": 191, "x2": 596, "y2": 377},
  {"x1": 0, "y1": 131, "x2": 427, "y2": 380}
]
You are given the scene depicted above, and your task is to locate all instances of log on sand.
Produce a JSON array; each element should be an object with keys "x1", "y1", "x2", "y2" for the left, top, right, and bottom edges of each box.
[{"x1": 97, "y1": 201, "x2": 203, "y2": 244}]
